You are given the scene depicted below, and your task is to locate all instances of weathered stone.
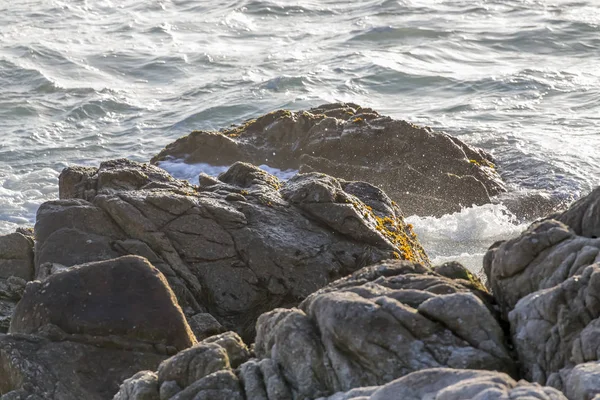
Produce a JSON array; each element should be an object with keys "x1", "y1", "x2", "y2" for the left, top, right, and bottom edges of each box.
[
  {"x1": 168, "y1": 370, "x2": 243, "y2": 400},
  {"x1": 113, "y1": 371, "x2": 159, "y2": 400},
  {"x1": 201, "y1": 331, "x2": 250, "y2": 369},
  {"x1": 562, "y1": 362, "x2": 600, "y2": 400},
  {"x1": 315, "y1": 368, "x2": 567, "y2": 400},
  {"x1": 509, "y1": 264, "x2": 600, "y2": 389},
  {"x1": 151, "y1": 103, "x2": 505, "y2": 217},
  {"x1": 9, "y1": 256, "x2": 196, "y2": 353},
  {"x1": 0, "y1": 334, "x2": 166, "y2": 400},
  {"x1": 42, "y1": 159, "x2": 428, "y2": 341},
  {"x1": 187, "y1": 313, "x2": 226, "y2": 341},
  {"x1": 484, "y1": 220, "x2": 600, "y2": 316},
  {"x1": 156, "y1": 343, "x2": 230, "y2": 389},
  {"x1": 251, "y1": 260, "x2": 514, "y2": 399},
  {"x1": 0, "y1": 232, "x2": 34, "y2": 281}
]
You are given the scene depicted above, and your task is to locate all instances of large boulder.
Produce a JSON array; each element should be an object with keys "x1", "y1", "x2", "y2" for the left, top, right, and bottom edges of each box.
[
  {"x1": 9, "y1": 255, "x2": 196, "y2": 353},
  {"x1": 40, "y1": 159, "x2": 429, "y2": 341},
  {"x1": 151, "y1": 103, "x2": 505, "y2": 217},
  {"x1": 0, "y1": 230, "x2": 33, "y2": 332},
  {"x1": 0, "y1": 255, "x2": 195, "y2": 399}
]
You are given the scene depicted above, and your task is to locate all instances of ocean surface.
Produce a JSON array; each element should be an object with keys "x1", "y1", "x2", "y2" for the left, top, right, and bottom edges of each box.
[{"x1": 1, "y1": 0, "x2": 599, "y2": 272}]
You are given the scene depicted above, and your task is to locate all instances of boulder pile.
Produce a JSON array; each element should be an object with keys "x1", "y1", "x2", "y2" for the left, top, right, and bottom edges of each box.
[{"x1": 0, "y1": 107, "x2": 599, "y2": 399}]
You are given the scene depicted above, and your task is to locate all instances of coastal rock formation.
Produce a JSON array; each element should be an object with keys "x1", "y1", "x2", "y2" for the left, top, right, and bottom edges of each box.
[
  {"x1": 151, "y1": 103, "x2": 505, "y2": 217},
  {"x1": 509, "y1": 264, "x2": 600, "y2": 392},
  {"x1": 116, "y1": 260, "x2": 518, "y2": 400},
  {"x1": 40, "y1": 158, "x2": 427, "y2": 340},
  {"x1": 484, "y1": 187, "x2": 600, "y2": 398},
  {"x1": 251, "y1": 260, "x2": 515, "y2": 398},
  {"x1": 0, "y1": 230, "x2": 33, "y2": 332},
  {"x1": 483, "y1": 219, "x2": 599, "y2": 316},
  {"x1": 315, "y1": 369, "x2": 567, "y2": 400},
  {"x1": 485, "y1": 187, "x2": 600, "y2": 317},
  {"x1": 0, "y1": 256, "x2": 194, "y2": 399}
]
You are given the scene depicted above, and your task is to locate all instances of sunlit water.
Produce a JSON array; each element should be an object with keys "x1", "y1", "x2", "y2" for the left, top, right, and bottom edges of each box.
[{"x1": 1, "y1": 0, "x2": 599, "y2": 271}]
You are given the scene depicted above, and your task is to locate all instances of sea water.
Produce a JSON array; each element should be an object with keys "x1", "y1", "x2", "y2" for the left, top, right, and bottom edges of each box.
[{"x1": 1, "y1": 0, "x2": 599, "y2": 272}]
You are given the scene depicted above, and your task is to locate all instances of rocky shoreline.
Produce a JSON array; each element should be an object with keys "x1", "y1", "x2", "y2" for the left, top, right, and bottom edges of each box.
[{"x1": 1, "y1": 104, "x2": 599, "y2": 399}]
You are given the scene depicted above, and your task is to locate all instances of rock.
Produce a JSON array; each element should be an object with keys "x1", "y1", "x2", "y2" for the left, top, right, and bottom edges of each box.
[
  {"x1": 0, "y1": 232, "x2": 34, "y2": 281},
  {"x1": 156, "y1": 343, "x2": 230, "y2": 389},
  {"x1": 44, "y1": 159, "x2": 428, "y2": 340},
  {"x1": 10, "y1": 255, "x2": 196, "y2": 353},
  {"x1": 151, "y1": 103, "x2": 505, "y2": 217},
  {"x1": 187, "y1": 313, "x2": 226, "y2": 341},
  {"x1": 116, "y1": 261, "x2": 521, "y2": 400},
  {"x1": 156, "y1": 332, "x2": 249, "y2": 389},
  {"x1": 249, "y1": 260, "x2": 514, "y2": 399},
  {"x1": 168, "y1": 370, "x2": 243, "y2": 400},
  {"x1": 554, "y1": 186, "x2": 600, "y2": 238},
  {"x1": 563, "y1": 362, "x2": 600, "y2": 400},
  {"x1": 315, "y1": 368, "x2": 567, "y2": 400},
  {"x1": 484, "y1": 219, "x2": 600, "y2": 316},
  {"x1": 0, "y1": 231, "x2": 34, "y2": 333},
  {"x1": 0, "y1": 334, "x2": 166, "y2": 400},
  {"x1": 113, "y1": 371, "x2": 159, "y2": 400},
  {"x1": 201, "y1": 331, "x2": 250, "y2": 369},
  {"x1": 509, "y1": 264, "x2": 600, "y2": 390},
  {"x1": 481, "y1": 187, "x2": 600, "y2": 399}
]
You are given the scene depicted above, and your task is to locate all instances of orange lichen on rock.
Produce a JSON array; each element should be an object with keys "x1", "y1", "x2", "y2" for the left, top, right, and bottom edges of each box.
[{"x1": 350, "y1": 199, "x2": 426, "y2": 264}]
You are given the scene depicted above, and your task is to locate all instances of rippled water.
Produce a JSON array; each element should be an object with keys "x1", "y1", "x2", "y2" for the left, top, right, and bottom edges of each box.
[{"x1": 1, "y1": 0, "x2": 599, "y2": 269}]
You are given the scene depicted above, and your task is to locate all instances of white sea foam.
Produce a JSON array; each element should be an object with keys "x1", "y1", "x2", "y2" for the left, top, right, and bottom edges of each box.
[
  {"x1": 406, "y1": 204, "x2": 528, "y2": 274},
  {"x1": 0, "y1": 168, "x2": 59, "y2": 234},
  {"x1": 158, "y1": 159, "x2": 298, "y2": 184}
]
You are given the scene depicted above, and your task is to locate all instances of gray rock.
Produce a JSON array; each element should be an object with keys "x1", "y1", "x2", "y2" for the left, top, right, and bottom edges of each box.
[
  {"x1": 0, "y1": 231, "x2": 35, "y2": 333},
  {"x1": 0, "y1": 232, "x2": 34, "y2": 281},
  {"x1": 10, "y1": 255, "x2": 196, "y2": 353},
  {"x1": 201, "y1": 331, "x2": 250, "y2": 368},
  {"x1": 251, "y1": 260, "x2": 514, "y2": 399},
  {"x1": 315, "y1": 368, "x2": 567, "y2": 400},
  {"x1": 159, "y1": 381, "x2": 182, "y2": 400},
  {"x1": 563, "y1": 362, "x2": 600, "y2": 400},
  {"x1": 44, "y1": 159, "x2": 429, "y2": 340},
  {"x1": 168, "y1": 370, "x2": 243, "y2": 400},
  {"x1": 157, "y1": 343, "x2": 230, "y2": 389},
  {"x1": 554, "y1": 186, "x2": 600, "y2": 238},
  {"x1": 0, "y1": 334, "x2": 166, "y2": 400},
  {"x1": 151, "y1": 103, "x2": 505, "y2": 217},
  {"x1": 187, "y1": 313, "x2": 226, "y2": 341},
  {"x1": 509, "y1": 264, "x2": 600, "y2": 389},
  {"x1": 484, "y1": 220, "x2": 600, "y2": 316},
  {"x1": 113, "y1": 371, "x2": 159, "y2": 400}
]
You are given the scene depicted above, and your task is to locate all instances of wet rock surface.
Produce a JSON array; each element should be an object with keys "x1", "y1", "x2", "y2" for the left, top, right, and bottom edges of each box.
[
  {"x1": 151, "y1": 103, "x2": 505, "y2": 217},
  {"x1": 43, "y1": 158, "x2": 427, "y2": 341}
]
